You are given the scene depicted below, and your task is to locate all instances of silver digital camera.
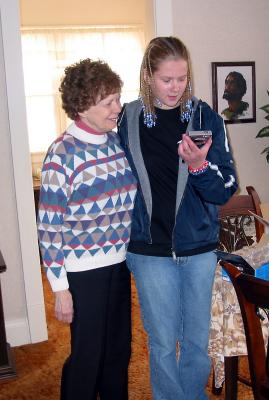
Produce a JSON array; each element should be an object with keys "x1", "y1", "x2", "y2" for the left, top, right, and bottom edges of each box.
[{"x1": 188, "y1": 130, "x2": 212, "y2": 146}]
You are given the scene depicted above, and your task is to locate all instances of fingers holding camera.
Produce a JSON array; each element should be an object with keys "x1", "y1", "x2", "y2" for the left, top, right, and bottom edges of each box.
[{"x1": 178, "y1": 133, "x2": 212, "y2": 169}]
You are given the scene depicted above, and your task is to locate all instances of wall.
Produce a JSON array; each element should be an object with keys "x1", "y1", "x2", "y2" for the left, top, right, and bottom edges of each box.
[{"x1": 170, "y1": 0, "x2": 269, "y2": 202}]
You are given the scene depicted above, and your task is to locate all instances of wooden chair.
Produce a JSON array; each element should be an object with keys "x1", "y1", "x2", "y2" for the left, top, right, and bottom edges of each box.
[
  {"x1": 220, "y1": 260, "x2": 269, "y2": 400},
  {"x1": 218, "y1": 185, "x2": 264, "y2": 253},
  {"x1": 212, "y1": 185, "x2": 265, "y2": 399}
]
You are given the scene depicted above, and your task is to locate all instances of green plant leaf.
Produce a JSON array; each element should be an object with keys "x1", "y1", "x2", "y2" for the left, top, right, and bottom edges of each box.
[
  {"x1": 260, "y1": 104, "x2": 269, "y2": 114},
  {"x1": 256, "y1": 91, "x2": 269, "y2": 163},
  {"x1": 261, "y1": 146, "x2": 269, "y2": 155},
  {"x1": 256, "y1": 126, "x2": 269, "y2": 137}
]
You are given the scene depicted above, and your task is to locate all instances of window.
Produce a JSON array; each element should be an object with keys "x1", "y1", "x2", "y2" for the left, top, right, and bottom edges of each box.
[{"x1": 21, "y1": 26, "x2": 145, "y2": 153}]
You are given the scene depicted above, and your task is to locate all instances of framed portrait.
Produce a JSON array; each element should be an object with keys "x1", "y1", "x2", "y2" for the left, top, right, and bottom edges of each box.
[{"x1": 211, "y1": 61, "x2": 256, "y2": 124}]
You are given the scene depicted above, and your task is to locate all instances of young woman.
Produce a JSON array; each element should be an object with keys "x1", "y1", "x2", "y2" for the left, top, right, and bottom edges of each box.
[
  {"x1": 37, "y1": 58, "x2": 137, "y2": 400},
  {"x1": 118, "y1": 36, "x2": 238, "y2": 400}
]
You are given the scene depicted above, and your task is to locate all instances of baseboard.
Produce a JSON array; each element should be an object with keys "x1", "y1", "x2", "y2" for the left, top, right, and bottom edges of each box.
[
  {"x1": 5, "y1": 306, "x2": 48, "y2": 347},
  {"x1": 5, "y1": 318, "x2": 31, "y2": 347}
]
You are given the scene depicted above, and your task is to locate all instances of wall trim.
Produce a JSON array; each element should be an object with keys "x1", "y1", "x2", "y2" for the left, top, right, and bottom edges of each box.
[
  {"x1": 0, "y1": 0, "x2": 47, "y2": 344},
  {"x1": 5, "y1": 318, "x2": 31, "y2": 347},
  {"x1": 5, "y1": 300, "x2": 48, "y2": 346},
  {"x1": 153, "y1": 0, "x2": 173, "y2": 36}
]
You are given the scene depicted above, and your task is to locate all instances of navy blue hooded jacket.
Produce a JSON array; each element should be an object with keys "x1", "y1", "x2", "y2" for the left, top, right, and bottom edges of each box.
[{"x1": 117, "y1": 97, "x2": 238, "y2": 257}]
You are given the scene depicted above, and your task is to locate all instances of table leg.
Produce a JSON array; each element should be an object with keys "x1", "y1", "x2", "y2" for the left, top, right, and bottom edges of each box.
[
  {"x1": 211, "y1": 369, "x2": 223, "y2": 395},
  {"x1": 224, "y1": 356, "x2": 238, "y2": 400}
]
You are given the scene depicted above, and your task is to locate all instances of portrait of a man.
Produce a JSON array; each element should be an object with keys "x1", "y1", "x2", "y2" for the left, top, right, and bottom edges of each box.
[
  {"x1": 212, "y1": 61, "x2": 256, "y2": 124},
  {"x1": 221, "y1": 71, "x2": 249, "y2": 120}
]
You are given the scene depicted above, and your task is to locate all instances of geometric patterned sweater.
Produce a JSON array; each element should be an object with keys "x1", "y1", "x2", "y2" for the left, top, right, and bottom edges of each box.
[{"x1": 37, "y1": 120, "x2": 137, "y2": 292}]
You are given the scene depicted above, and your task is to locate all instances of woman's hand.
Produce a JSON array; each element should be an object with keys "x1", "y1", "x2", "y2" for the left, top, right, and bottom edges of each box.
[
  {"x1": 178, "y1": 133, "x2": 212, "y2": 169},
  {"x1": 54, "y1": 289, "x2": 74, "y2": 324}
]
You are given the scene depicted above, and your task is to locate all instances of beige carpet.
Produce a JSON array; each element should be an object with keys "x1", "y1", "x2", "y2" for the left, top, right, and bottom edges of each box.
[{"x1": 0, "y1": 273, "x2": 254, "y2": 399}]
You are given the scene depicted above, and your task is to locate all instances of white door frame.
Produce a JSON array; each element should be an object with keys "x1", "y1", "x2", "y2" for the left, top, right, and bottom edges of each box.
[
  {"x1": 153, "y1": 0, "x2": 173, "y2": 36},
  {"x1": 0, "y1": 0, "x2": 47, "y2": 344}
]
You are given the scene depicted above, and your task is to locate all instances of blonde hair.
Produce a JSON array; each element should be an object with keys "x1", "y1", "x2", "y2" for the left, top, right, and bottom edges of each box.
[{"x1": 140, "y1": 36, "x2": 192, "y2": 126}]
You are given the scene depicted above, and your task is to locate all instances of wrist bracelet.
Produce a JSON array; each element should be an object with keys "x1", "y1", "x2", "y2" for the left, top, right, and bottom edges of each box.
[{"x1": 188, "y1": 160, "x2": 209, "y2": 175}]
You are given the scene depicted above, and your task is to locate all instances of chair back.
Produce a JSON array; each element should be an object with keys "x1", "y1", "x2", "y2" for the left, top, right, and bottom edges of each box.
[
  {"x1": 220, "y1": 260, "x2": 269, "y2": 400},
  {"x1": 219, "y1": 186, "x2": 264, "y2": 252}
]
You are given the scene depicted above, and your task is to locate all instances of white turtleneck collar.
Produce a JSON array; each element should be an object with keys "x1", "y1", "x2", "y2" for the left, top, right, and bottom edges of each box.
[{"x1": 66, "y1": 121, "x2": 108, "y2": 145}]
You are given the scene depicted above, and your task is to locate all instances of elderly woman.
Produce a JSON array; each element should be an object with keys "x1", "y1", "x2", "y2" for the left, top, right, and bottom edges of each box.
[{"x1": 37, "y1": 59, "x2": 137, "y2": 400}]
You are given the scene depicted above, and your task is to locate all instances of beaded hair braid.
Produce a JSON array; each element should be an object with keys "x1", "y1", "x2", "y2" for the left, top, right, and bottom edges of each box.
[{"x1": 139, "y1": 36, "x2": 193, "y2": 128}]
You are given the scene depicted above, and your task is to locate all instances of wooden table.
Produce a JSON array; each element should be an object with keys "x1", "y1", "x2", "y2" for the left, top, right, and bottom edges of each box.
[{"x1": 208, "y1": 263, "x2": 268, "y2": 391}]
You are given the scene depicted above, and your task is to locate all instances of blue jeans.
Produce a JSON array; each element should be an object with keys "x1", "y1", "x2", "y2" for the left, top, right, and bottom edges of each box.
[{"x1": 127, "y1": 251, "x2": 217, "y2": 400}]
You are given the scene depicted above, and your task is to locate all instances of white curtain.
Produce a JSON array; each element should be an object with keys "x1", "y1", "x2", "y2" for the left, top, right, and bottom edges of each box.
[{"x1": 21, "y1": 26, "x2": 145, "y2": 153}]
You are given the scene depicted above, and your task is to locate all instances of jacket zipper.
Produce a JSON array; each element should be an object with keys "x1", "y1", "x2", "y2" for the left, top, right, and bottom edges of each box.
[{"x1": 171, "y1": 100, "x2": 202, "y2": 257}]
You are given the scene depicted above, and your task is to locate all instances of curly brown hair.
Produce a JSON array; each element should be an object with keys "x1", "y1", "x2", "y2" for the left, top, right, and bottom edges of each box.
[{"x1": 59, "y1": 58, "x2": 123, "y2": 120}]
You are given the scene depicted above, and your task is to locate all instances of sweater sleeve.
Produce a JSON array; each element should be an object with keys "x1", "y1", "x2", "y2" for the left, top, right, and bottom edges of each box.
[{"x1": 37, "y1": 150, "x2": 69, "y2": 292}]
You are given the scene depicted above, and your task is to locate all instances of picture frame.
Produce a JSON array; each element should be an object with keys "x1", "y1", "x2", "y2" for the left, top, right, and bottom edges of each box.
[{"x1": 211, "y1": 61, "x2": 256, "y2": 124}]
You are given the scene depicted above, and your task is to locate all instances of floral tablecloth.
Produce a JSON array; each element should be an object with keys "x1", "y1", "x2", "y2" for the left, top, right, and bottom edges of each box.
[{"x1": 208, "y1": 263, "x2": 269, "y2": 388}]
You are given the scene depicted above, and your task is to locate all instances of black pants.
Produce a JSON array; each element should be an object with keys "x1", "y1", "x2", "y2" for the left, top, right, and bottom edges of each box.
[{"x1": 60, "y1": 261, "x2": 131, "y2": 400}]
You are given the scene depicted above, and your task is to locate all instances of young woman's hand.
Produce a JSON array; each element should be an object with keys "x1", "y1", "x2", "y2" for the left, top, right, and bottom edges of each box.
[
  {"x1": 178, "y1": 133, "x2": 212, "y2": 169},
  {"x1": 54, "y1": 289, "x2": 74, "y2": 324}
]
